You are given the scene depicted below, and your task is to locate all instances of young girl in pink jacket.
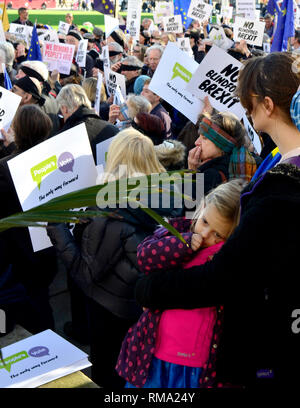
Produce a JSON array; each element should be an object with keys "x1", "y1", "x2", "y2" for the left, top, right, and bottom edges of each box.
[{"x1": 116, "y1": 179, "x2": 246, "y2": 388}]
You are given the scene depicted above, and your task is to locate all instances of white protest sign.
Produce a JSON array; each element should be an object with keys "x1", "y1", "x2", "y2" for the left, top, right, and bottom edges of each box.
[
  {"x1": 104, "y1": 67, "x2": 126, "y2": 99},
  {"x1": 113, "y1": 85, "x2": 125, "y2": 105},
  {"x1": 187, "y1": 0, "x2": 213, "y2": 22},
  {"x1": 236, "y1": 0, "x2": 256, "y2": 19},
  {"x1": 38, "y1": 29, "x2": 59, "y2": 43},
  {"x1": 9, "y1": 23, "x2": 33, "y2": 47},
  {"x1": 255, "y1": 9, "x2": 261, "y2": 21},
  {"x1": 104, "y1": 15, "x2": 119, "y2": 38},
  {"x1": 76, "y1": 39, "x2": 88, "y2": 67},
  {"x1": 242, "y1": 113, "x2": 262, "y2": 154},
  {"x1": 0, "y1": 85, "x2": 21, "y2": 132},
  {"x1": 42, "y1": 41, "x2": 75, "y2": 75},
  {"x1": 176, "y1": 37, "x2": 193, "y2": 57},
  {"x1": 126, "y1": 0, "x2": 142, "y2": 42},
  {"x1": 100, "y1": 45, "x2": 110, "y2": 70},
  {"x1": 186, "y1": 45, "x2": 245, "y2": 119},
  {"x1": 221, "y1": 5, "x2": 233, "y2": 20},
  {"x1": 296, "y1": 4, "x2": 300, "y2": 28},
  {"x1": 162, "y1": 15, "x2": 183, "y2": 33},
  {"x1": 7, "y1": 123, "x2": 98, "y2": 252},
  {"x1": 154, "y1": 1, "x2": 174, "y2": 24},
  {"x1": 208, "y1": 25, "x2": 234, "y2": 50},
  {"x1": 0, "y1": 20, "x2": 5, "y2": 42},
  {"x1": 96, "y1": 135, "x2": 116, "y2": 171},
  {"x1": 58, "y1": 21, "x2": 70, "y2": 35},
  {"x1": 149, "y1": 42, "x2": 204, "y2": 124},
  {"x1": 94, "y1": 71, "x2": 103, "y2": 115},
  {"x1": 233, "y1": 16, "x2": 265, "y2": 46}
]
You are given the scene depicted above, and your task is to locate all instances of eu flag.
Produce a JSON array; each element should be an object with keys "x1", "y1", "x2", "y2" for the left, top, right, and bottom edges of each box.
[
  {"x1": 174, "y1": 0, "x2": 193, "y2": 28},
  {"x1": 3, "y1": 67, "x2": 12, "y2": 90},
  {"x1": 268, "y1": 0, "x2": 295, "y2": 51},
  {"x1": 94, "y1": 0, "x2": 115, "y2": 15},
  {"x1": 27, "y1": 24, "x2": 42, "y2": 61}
]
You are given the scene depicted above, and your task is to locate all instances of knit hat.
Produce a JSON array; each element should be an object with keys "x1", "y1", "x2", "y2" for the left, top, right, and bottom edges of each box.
[
  {"x1": 93, "y1": 26, "x2": 103, "y2": 38},
  {"x1": 133, "y1": 75, "x2": 151, "y2": 95},
  {"x1": 67, "y1": 30, "x2": 83, "y2": 41}
]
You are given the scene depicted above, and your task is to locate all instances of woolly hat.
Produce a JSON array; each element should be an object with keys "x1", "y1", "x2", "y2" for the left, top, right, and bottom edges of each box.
[{"x1": 133, "y1": 75, "x2": 151, "y2": 95}]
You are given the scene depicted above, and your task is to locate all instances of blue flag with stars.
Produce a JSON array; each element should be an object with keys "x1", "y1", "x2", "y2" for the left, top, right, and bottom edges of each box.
[
  {"x1": 27, "y1": 24, "x2": 42, "y2": 61},
  {"x1": 4, "y1": 67, "x2": 12, "y2": 90},
  {"x1": 174, "y1": 0, "x2": 193, "y2": 28},
  {"x1": 94, "y1": 0, "x2": 115, "y2": 15},
  {"x1": 267, "y1": 0, "x2": 294, "y2": 51}
]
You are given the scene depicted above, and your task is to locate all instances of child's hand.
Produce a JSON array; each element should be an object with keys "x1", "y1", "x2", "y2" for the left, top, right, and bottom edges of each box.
[{"x1": 191, "y1": 233, "x2": 203, "y2": 251}]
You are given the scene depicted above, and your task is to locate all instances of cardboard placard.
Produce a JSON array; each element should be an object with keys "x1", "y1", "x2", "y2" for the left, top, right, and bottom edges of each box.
[
  {"x1": 58, "y1": 21, "x2": 70, "y2": 35},
  {"x1": 162, "y1": 15, "x2": 183, "y2": 33},
  {"x1": 38, "y1": 29, "x2": 59, "y2": 44},
  {"x1": 148, "y1": 42, "x2": 204, "y2": 124},
  {"x1": 9, "y1": 23, "x2": 33, "y2": 47},
  {"x1": 208, "y1": 25, "x2": 234, "y2": 50},
  {"x1": 187, "y1": 0, "x2": 213, "y2": 22},
  {"x1": 154, "y1": 1, "x2": 174, "y2": 24},
  {"x1": 104, "y1": 67, "x2": 126, "y2": 99},
  {"x1": 94, "y1": 71, "x2": 103, "y2": 116},
  {"x1": 233, "y1": 16, "x2": 265, "y2": 47},
  {"x1": 126, "y1": 0, "x2": 142, "y2": 42},
  {"x1": 0, "y1": 85, "x2": 22, "y2": 132},
  {"x1": 176, "y1": 37, "x2": 194, "y2": 57},
  {"x1": 186, "y1": 45, "x2": 245, "y2": 119},
  {"x1": 42, "y1": 41, "x2": 75, "y2": 75},
  {"x1": 236, "y1": 0, "x2": 256, "y2": 20},
  {"x1": 75, "y1": 39, "x2": 88, "y2": 68},
  {"x1": 242, "y1": 113, "x2": 262, "y2": 154}
]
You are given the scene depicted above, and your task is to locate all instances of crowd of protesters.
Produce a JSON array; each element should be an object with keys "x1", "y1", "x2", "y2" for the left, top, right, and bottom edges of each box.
[{"x1": 0, "y1": 5, "x2": 300, "y2": 390}]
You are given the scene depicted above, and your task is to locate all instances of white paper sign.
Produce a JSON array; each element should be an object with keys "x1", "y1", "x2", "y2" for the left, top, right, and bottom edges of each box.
[
  {"x1": 126, "y1": 0, "x2": 142, "y2": 42},
  {"x1": 0, "y1": 329, "x2": 91, "y2": 388},
  {"x1": 100, "y1": 45, "x2": 110, "y2": 71},
  {"x1": 149, "y1": 42, "x2": 204, "y2": 124},
  {"x1": 42, "y1": 41, "x2": 75, "y2": 75},
  {"x1": 0, "y1": 20, "x2": 5, "y2": 42},
  {"x1": 154, "y1": 1, "x2": 174, "y2": 24},
  {"x1": 296, "y1": 4, "x2": 300, "y2": 28},
  {"x1": 208, "y1": 25, "x2": 234, "y2": 50},
  {"x1": 38, "y1": 29, "x2": 59, "y2": 44},
  {"x1": 221, "y1": 5, "x2": 233, "y2": 19},
  {"x1": 233, "y1": 16, "x2": 265, "y2": 46},
  {"x1": 58, "y1": 20, "x2": 70, "y2": 35},
  {"x1": 162, "y1": 15, "x2": 183, "y2": 33},
  {"x1": 94, "y1": 72, "x2": 103, "y2": 115},
  {"x1": 7, "y1": 123, "x2": 98, "y2": 252},
  {"x1": 104, "y1": 67, "x2": 126, "y2": 99},
  {"x1": 242, "y1": 113, "x2": 262, "y2": 154},
  {"x1": 186, "y1": 45, "x2": 245, "y2": 119},
  {"x1": 9, "y1": 23, "x2": 33, "y2": 47},
  {"x1": 176, "y1": 37, "x2": 193, "y2": 57},
  {"x1": 104, "y1": 15, "x2": 119, "y2": 39},
  {"x1": 0, "y1": 85, "x2": 22, "y2": 131},
  {"x1": 96, "y1": 135, "x2": 116, "y2": 170},
  {"x1": 76, "y1": 39, "x2": 88, "y2": 67},
  {"x1": 187, "y1": 0, "x2": 213, "y2": 22},
  {"x1": 236, "y1": 0, "x2": 256, "y2": 19}
]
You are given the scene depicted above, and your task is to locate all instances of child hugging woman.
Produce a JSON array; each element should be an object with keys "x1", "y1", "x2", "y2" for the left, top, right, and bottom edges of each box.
[{"x1": 116, "y1": 178, "x2": 247, "y2": 388}]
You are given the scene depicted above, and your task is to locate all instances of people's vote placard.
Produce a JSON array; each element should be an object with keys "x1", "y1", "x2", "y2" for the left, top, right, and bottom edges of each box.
[
  {"x1": 42, "y1": 41, "x2": 75, "y2": 75},
  {"x1": 186, "y1": 45, "x2": 245, "y2": 119},
  {"x1": 7, "y1": 123, "x2": 98, "y2": 252},
  {"x1": 149, "y1": 42, "x2": 204, "y2": 124}
]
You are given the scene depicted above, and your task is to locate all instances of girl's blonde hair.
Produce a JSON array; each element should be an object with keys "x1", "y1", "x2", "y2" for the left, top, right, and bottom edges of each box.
[
  {"x1": 102, "y1": 127, "x2": 166, "y2": 183},
  {"x1": 191, "y1": 179, "x2": 247, "y2": 237},
  {"x1": 82, "y1": 77, "x2": 107, "y2": 104}
]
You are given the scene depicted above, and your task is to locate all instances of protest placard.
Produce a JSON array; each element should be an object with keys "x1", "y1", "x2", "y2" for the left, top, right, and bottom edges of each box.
[
  {"x1": 96, "y1": 135, "x2": 116, "y2": 173},
  {"x1": 236, "y1": 0, "x2": 256, "y2": 19},
  {"x1": 100, "y1": 45, "x2": 110, "y2": 70},
  {"x1": 104, "y1": 67, "x2": 126, "y2": 99},
  {"x1": 162, "y1": 15, "x2": 183, "y2": 33},
  {"x1": 9, "y1": 23, "x2": 33, "y2": 47},
  {"x1": 75, "y1": 39, "x2": 88, "y2": 68},
  {"x1": 94, "y1": 72, "x2": 103, "y2": 116},
  {"x1": 153, "y1": 1, "x2": 174, "y2": 24},
  {"x1": 104, "y1": 14, "x2": 119, "y2": 38},
  {"x1": 7, "y1": 123, "x2": 98, "y2": 252},
  {"x1": 58, "y1": 20, "x2": 70, "y2": 35},
  {"x1": 296, "y1": 4, "x2": 300, "y2": 28},
  {"x1": 221, "y1": 5, "x2": 233, "y2": 20},
  {"x1": 126, "y1": 0, "x2": 142, "y2": 42},
  {"x1": 186, "y1": 45, "x2": 245, "y2": 119},
  {"x1": 176, "y1": 37, "x2": 193, "y2": 57},
  {"x1": 149, "y1": 42, "x2": 204, "y2": 124},
  {"x1": 242, "y1": 113, "x2": 262, "y2": 154},
  {"x1": 38, "y1": 29, "x2": 59, "y2": 43},
  {"x1": 187, "y1": 0, "x2": 213, "y2": 22},
  {"x1": 233, "y1": 16, "x2": 265, "y2": 46},
  {"x1": 0, "y1": 85, "x2": 22, "y2": 133},
  {"x1": 0, "y1": 20, "x2": 5, "y2": 42},
  {"x1": 42, "y1": 41, "x2": 75, "y2": 75},
  {"x1": 208, "y1": 25, "x2": 234, "y2": 50}
]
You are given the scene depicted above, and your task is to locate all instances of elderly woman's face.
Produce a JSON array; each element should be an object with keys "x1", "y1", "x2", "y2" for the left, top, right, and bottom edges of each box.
[{"x1": 194, "y1": 134, "x2": 223, "y2": 162}]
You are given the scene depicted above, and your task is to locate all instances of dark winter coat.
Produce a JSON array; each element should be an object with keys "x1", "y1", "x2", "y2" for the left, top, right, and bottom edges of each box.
[
  {"x1": 57, "y1": 105, "x2": 119, "y2": 162},
  {"x1": 135, "y1": 158, "x2": 300, "y2": 387}
]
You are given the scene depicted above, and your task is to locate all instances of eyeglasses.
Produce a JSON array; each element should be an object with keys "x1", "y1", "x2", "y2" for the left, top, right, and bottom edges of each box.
[{"x1": 133, "y1": 49, "x2": 140, "y2": 53}]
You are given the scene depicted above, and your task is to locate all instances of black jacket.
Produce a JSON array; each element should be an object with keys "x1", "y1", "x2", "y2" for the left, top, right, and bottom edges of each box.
[
  {"x1": 135, "y1": 161, "x2": 300, "y2": 387},
  {"x1": 11, "y1": 18, "x2": 33, "y2": 26},
  {"x1": 47, "y1": 204, "x2": 181, "y2": 320},
  {"x1": 57, "y1": 105, "x2": 119, "y2": 162}
]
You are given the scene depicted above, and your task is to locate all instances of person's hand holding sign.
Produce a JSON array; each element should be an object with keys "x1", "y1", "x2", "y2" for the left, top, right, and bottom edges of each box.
[
  {"x1": 108, "y1": 104, "x2": 121, "y2": 124},
  {"x1": 1, "y1": 127, "x2": 15, "y2": 147}
]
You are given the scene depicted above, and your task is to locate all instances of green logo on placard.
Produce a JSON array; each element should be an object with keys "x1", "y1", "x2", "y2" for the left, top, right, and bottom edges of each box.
[
  {"x1": 0, "y1": 351, "x2": 29, "y2": 372},
  {"x1": 171, "y1": 62, "x2": 192, "y2": 83},
  {"x1": 30, "y1": 156, "x2": 58, "y2": 190}
]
